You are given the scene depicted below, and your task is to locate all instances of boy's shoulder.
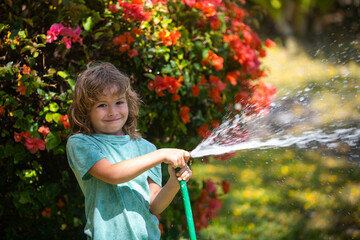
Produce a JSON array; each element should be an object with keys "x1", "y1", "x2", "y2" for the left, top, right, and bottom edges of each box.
[
  {"x1": 67, "y1": 133, "x2": 95, "y2": 145},
  {"x1": 136, "y1": 137, "x2": 157, "y2": 149}
]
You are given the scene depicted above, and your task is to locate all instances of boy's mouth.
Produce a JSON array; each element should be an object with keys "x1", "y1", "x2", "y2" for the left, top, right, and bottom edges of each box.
[{"x1": 104, "y1": 118, "x2": 121, "y2": 122}]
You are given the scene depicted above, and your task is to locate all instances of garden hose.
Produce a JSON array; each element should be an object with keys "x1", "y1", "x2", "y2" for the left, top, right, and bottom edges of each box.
[{"x1": 176, "y1": 168, "x2": 197, "y2": 240}]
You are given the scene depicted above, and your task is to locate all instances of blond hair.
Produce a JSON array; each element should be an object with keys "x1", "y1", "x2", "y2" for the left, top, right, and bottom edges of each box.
[{"x1": 68, "y1": 61, "x2": 141, "y2": 138}]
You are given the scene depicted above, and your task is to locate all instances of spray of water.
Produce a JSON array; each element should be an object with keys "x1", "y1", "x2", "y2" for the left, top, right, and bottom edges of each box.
[{"x1": 191, "y1": 84, "x2": 360, "y2": 159}]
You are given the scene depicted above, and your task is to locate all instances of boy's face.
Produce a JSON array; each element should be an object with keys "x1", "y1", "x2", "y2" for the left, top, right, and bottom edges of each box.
[{"x1": 90, "y1": 91, "x2": 129, "y2": 135}]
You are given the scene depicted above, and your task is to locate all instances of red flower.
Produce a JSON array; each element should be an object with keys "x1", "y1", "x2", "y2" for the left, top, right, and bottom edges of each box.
[
  {"x1": 24, "y1": 134, "x2": 46, "y2": 154},
  {"x1": 209, "y1": 75, "x2": 226, "y2": 92},
  {"x1": 60, "y1": 115, "x2": 70, "y2": 129},
  {"x1": 214, "y1": 151, "x2": 236, "y2": 161},
  {"x1": 226, "y1": 71, "x2": 241, "y2": 86},
  {"x1": 38, "y1": 126, "x2": 50, "y2": 138},
  {"x1": 210, "y1": 120, "x2": 219, "y2": 129},
  {"x1": 108, "y1": 3, "x2": 118, "y2": 13},
  {"x1": 16, "y1": 82, "x2": 27, "y2": 95},
  {"x1": 209, "y1": 87, "x2": 222, "y2": 103},
  {"x1": 41, "y1": 208, "x2": 51, "y2": 217},
  {"x1": 59, "y1": 114, "x2": 68, "y2": 123},
  {"x1": 179, "y1": 106, "x2": 190, "y2": 124},
  {"x1": 199, "y1": 76, "x2": 207, "y2": 85},
  {"x1": 205, "y1": 179, "x2": 217, "y2": 194},
  {"x1": 131, "y1": 28, "x2": 142, "y2": 36},
  {"x1": 194, "y1": 1, "x2": 217, "y2": 17},
  {"x1": 149, "y1": 75, "x2": 182, "y2": 97},
  {"x1": 191, "y1": 85, "x2": 200, "y2": 97},
  {"x1": 14, "y1": 132, "x2": 22, "y2": 142},
  {"x1": 118, "y1": 0, "x2": 151, "y2": 22},
  {"x1": 221, "y1": 180, "x2": 231, "y2": 194},
  {"x1": 235, "y1": 91, "x2": 250, "y2": 107},
  {"x1": 172, "y1": 94, "x2": 180, "y2": 101},
  {"x1": 208, "y1": 198, "x2": 222, "y2": 210},
  {"x1": 202, "y1": 50, "x2": 223, "y2": 71},
  {"x1": 147, "y1": 81, "x2": 155, "y2": 91},
  {"x1": 264, "y1": 38, "x2": 276, "y2": 48},
  {"x1": 57, "y1": 199, "x2": 64, "y2": 208},
  {"x1": 196, "y1": 123, "x2": 211, "y2": 139},
  {"x1": 250, "y1": 80, "x2": 277, "y2": 115},
  {"x1": 113, "y1": 34, "x2": 127, "y2": 46},
  {"x1": 165, "y1": 76, "x2": 181, "y2": 94},
  {"x1": 127, "y1": 49, "x2": 138, "y2": 58},
  {"x1": 152, "y1": 0, "x2": 167, "y2": 5},
  {"x1": 22, "y1": 64, "x2": 31, "y2": 75},
  {"x1": 159, "y1": 29, "x2": 181, "y2": 46},
  {"x1": 0, "y1": 105, "x2": 5, "y2": 116},
  {"x1": 209, "y1": 15, "x2": 221, "y2": 30}
]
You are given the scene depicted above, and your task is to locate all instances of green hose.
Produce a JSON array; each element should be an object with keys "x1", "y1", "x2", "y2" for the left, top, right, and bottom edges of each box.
[{"x1": 176, "y1": 168, "x2": 197, "y2": 240}]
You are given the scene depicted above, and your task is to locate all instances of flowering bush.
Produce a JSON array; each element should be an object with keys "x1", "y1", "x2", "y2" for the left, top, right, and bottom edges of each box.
[{"x1": 0, "y1": 0, "x2": 275, "y2": 238}]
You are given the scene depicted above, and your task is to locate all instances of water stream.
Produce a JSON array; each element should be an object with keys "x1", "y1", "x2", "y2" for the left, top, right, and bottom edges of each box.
[{"x1": 191, "y1": 84, "x2": 360, "y2": 159}]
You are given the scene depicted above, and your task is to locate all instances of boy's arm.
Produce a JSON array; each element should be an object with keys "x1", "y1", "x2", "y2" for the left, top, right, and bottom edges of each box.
[
  {"x1": 148, "y1": 165, "x2": 192, "y2": 215},
  {"x1": 88, "y1": 148, "x2": 190, "y2": 185}
]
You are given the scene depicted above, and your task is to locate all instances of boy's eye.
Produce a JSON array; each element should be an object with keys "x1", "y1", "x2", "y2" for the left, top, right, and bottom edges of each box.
[
  {"x1": 116, "y1": 101, "x2": 124, "y2": 105},
  {"x1": 97, "y1": 104, "x2": 106, "y2": 108}
]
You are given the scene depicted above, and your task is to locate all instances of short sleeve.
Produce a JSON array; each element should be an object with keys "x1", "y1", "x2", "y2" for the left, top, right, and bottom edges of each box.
[
  {"x1": 66, "y1": 134, "x2": 106, "y2": 181},
  {"x1": 148, "y1": 164, "x2": 162, "y2": 187},
  {"x1": 140, "y1": 140, "x2": 162, "y2": 187}
]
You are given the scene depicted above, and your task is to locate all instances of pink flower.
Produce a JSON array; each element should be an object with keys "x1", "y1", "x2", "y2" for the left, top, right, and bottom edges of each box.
[
  {"x1": 184, "y1": 0, "x2": 196, "y2": 7},
  {"x1": 205, "y1": 179, "x2": 217, "y2": 194},
  {"x1": 71, "y1": 27, "x2": 83, "y2": 45},
  {"x1": 46, "y1": 23, "x2": 83, "y2": 48},
  {"x1": 38, "y1": 126, "x2": 50, "y2": 138},
  {"x1": 24, "y1": 136, "x2": 46, "y2": 154},
  {"x1": 62, "y1": 36, "x2": 72, "y2": 49},
  {"x1": 46, "y1": 23, "x2": 64, "y2": 43}
]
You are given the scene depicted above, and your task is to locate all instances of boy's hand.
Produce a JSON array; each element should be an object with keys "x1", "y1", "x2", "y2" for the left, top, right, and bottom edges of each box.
[
  {"x1": 160, "y1": 148, "x2": 190, "y2": 168},
  {"x1": 168, "y1": 164, "x2": 192, "y2": 182}
]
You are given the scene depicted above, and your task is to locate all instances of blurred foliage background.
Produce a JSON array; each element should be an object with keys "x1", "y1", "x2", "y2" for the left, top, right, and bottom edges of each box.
[
  {"x1": 1, "y1": 0, "x2": 359, "y2": 239},
  {"x1": 192, "y1": 1, "x2": 360, "y2": 239}
]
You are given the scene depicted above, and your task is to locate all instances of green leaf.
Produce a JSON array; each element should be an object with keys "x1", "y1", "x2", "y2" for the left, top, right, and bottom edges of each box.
[
  {"x1": 22, "y1": 18, "x2": 34, "y2": 27},
  {"x1": 156, "y1": 46, "x2": 170, "y2": 54},
  {"x1": 67, "y1": 78, "x2": 75, "y2": 88},
  {"x1": 32, "y1": 51, "x2": 39, "y2": 58},
  {"x1": 49, "y1": 102, "x2": 59, "y2": 112},
  {"x1": 46, "y1": 131, "x2": 61, "y2": 150},
  {"x1": 83, "y1": 16, "x2": 94, "y2": 32},
  {"x1": 194, "y1": 62, "x2": 202, "y2": 71},
  {"x1": 20, "y1": 45, "x2": 33, "y2": 54},
  {"x1": 0, "y1": 24, "x2": 7, "y2": 33},
  {"x1": 164, "y1": 53, "x2": 170, "y2": 62},
  {"x1": 13, "y1": 109, "x2": 24, "y2": 118},
  {"x1": 45, "y1": 112, "x2": 53, "y2": 122},
  {"x1": 144, "y1": 73, "x2": 155, "y2": 80},
  {"x1": 52, "y1": 113, "x2": 62, "y2": 123},
  {"x1": 202, "y1": 49, "x2": 209, "y2": 59},
  {"x1": 38, "y1": 34, "x2": 47, "y2": 43},
  {"x1": 19, "y1": 191, "x2": 32, "y2": 204},
  {"x1": 57, "y1": 71, "x2": 69, "y2": 79}
]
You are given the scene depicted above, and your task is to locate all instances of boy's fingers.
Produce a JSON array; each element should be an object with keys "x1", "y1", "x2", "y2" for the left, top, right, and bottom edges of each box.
[{"x1": 184, "y1": 151, "x2": 191, "y2": 161}]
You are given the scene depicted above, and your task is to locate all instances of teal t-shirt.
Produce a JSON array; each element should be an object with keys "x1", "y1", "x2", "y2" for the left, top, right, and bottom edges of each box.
[{"x1": 66, "y1": 133, "x2": 162, "y2": 240}]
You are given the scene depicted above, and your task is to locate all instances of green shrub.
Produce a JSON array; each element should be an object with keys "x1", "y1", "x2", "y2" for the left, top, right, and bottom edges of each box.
[{"x1": 0, "y1": 0, "x2": 276, "y2": 238}]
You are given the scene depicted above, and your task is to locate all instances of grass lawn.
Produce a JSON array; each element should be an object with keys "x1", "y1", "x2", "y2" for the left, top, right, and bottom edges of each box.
[{"x1": 191, "y1": 44, "x2": 360, "y2": 240}]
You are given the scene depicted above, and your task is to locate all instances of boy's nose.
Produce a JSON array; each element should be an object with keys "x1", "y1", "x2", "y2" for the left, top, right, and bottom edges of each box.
[{"x1": 107, "y1": 106, "x2": 117, "y2": 116}]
